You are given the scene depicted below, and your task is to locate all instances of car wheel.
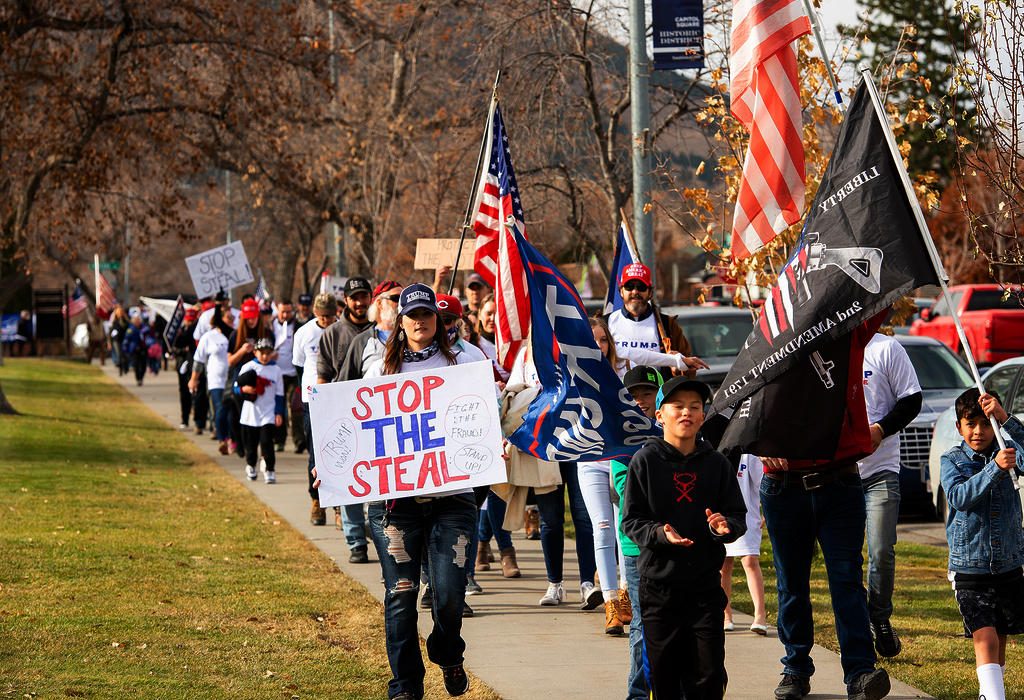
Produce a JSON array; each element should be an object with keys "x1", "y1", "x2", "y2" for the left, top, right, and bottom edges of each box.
[{"x1": 935, "y1": 487, "x2": 948, "y2": 523}]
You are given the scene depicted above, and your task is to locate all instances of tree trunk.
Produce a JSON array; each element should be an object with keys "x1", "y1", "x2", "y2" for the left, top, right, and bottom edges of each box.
[{"x1": 0, "y1": 381, "x2": 19, "y2": 415}]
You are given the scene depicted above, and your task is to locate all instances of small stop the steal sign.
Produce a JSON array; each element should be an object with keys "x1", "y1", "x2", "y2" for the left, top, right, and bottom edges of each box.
[{"x1": 308, "y1": 360, "x2": 504, "y2": 506}]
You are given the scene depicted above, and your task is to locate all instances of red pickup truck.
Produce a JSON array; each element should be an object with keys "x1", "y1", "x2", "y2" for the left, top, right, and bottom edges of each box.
[{"x1": 909, "y1": 284, "x2": 1024, "y2": 365}]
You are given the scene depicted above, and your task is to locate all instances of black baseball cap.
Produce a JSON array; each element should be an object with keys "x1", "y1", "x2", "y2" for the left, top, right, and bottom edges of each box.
[
  {"x1": 344, "y1": 277, "x2": 372, "y2": 297},
  {"x1": 656, "y1": 376, "x2": 711, "y2": 409},
  {"x1": 623, "y1": 365, "x2": 664, "y2": 391},
  {"x1": 398, "y1": 283, "x2": 437, "y2": 316},
  {"x1": 297, "y1": 294, "x2": 313, "y2": 306},
  {"x1": 466, "y1": 272, "x2": 488, "y2": 290}
]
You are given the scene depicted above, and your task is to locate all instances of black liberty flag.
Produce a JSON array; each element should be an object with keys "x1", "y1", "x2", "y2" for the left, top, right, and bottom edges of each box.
[{"x1": 713, "y1": 72, "x2": 943, "y2": 461}]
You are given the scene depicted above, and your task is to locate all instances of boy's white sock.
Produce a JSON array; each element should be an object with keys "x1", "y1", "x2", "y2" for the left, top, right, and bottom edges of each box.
[{"x1": 977, "y1": 663, "x2": 1004, "y2": 700}]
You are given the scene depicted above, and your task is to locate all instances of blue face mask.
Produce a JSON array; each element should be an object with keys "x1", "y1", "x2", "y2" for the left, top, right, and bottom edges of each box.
[{"x1": 447, "y1": 326, "x2": 459, "y2": 344}]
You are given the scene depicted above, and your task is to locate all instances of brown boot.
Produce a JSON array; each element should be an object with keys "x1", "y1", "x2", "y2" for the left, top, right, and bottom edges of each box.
[
  {"x1": 604, "y1": 599, "x2": 624, "y2": 636},
  {"x1": 310, "y1": 499, "x2": 326, "y2": 526},
  {"x1": 524, "y1": 507, "x2": 540, "y2": 540},
  {"x1": 475, "y1": 541, "x2": 491, "y2": 571},
  {"x1": 499, "y1": 546, "x2": 521, "y2": 578},
  {"x1": 618, "y1": 588, "x2": 633, "y2": 625}
]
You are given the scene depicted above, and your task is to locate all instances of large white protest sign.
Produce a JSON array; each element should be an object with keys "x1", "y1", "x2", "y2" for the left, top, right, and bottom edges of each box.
[
  {"x1": 308, "y1": 360, "x2": 504, "y2": 506},
  {"x1": 184, "y1": 241, "x2": 254, "y2": 297}
]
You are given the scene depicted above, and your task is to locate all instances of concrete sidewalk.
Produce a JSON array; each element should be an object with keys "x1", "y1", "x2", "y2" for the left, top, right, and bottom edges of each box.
[{"x1": 102, "y1": 362, "x2": 932, "y2": 699}]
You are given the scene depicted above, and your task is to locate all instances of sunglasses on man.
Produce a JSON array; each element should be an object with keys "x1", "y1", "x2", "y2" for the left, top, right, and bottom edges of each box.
[
  {"x1": 622, "y1": 281, "x2": 649, "y2": 293},
  {"x1": 379, "y1": 293, "x2": 401, "y2": 303}
]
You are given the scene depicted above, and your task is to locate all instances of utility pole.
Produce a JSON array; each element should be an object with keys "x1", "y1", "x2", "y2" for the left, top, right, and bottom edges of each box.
[
  {"x1": 123, "y1": 224, "x2": 131, "y2": 307},
  {"x1": 226, "y1": 170, "x2": 235, "y2": 307},
  {"x1": 629, "y1": 0, "x2": 655, "y2": 285},
  {"x1": 327, "y1": 7, "x2": 346, "y2": 278}
]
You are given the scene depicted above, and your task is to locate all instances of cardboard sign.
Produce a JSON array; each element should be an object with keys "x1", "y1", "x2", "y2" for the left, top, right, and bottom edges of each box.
[
  {"x1": 184, "y1": 241, "x2": 253, "y2": 297},
  {"x1": 414, "y1": 238, "x2": 475, "y2": 271},
  {"x1": 308, "y1": 360, "x2": 504, "y2": 506},
  {"x1": 163, "y1": 295, "x2": 186, "y2": 348}
]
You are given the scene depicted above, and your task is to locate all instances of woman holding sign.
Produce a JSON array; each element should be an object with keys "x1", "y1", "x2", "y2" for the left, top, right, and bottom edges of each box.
[{"x1": 333, "y1": 283, "x2": 479, "y2": 699}]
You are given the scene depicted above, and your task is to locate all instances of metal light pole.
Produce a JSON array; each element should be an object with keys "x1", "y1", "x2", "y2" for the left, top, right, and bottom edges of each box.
[
  {"x1": 629, "y1": 0, "x2": 655, "y2": 285},
  {"x1": 327, "y1": 7, "x2": 345, "y2": 278}
]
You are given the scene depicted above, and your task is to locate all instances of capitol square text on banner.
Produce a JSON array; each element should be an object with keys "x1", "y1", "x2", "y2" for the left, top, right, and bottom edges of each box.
[{"x1": 307, "y1": 360, "x2": 505, "y2": 506}]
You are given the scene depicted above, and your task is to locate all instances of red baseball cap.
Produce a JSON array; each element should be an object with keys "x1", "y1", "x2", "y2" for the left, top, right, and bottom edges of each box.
[
  {"x1": 436, "y1": 294, "x2": 464, "y2": 318},
  {"x1": 184, "y1": 308, "x2": 198, "y2": 322},
  {"x1": 240, "y1": 299, "x2": 260, "y2": 319},
  {"x1": 201, "y1": 300, "x2": 216, "y2": 312},
  {"x1": 372, "y1": 280, "x2": 402, "y2": 299},
  {"x1": 621, "y1": 263, "x2": 651, "y2": 287}
]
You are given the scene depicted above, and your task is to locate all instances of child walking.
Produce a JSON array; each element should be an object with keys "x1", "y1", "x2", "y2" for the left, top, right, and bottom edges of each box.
[
  {"x1": 940, "y1": 388, "x2": 1024, "y2": 700},
  {"x1": 233, "y1": 337, "x2": 284, "y2": 483},
  {"x1": 621, "y1": 377, "x2": 746, "y2": 699}
]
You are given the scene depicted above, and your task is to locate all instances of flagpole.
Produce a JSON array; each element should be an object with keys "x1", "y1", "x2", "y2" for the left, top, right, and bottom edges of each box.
[
  {"x1": 619, "y1": 207, "x2": 675, "y2": 355},
  {"x1": 94, "y1": 253, "x2": 101, "y2": 311},
  {"x1": 448, "y1": 71, "x2": 501, "y2": 296},
  {"x1": 863, "y1": 69, "x2": 1017, "y2": 488},
  {"x1": 800, "y1": 0, "x2": 843, "y2": 107}
]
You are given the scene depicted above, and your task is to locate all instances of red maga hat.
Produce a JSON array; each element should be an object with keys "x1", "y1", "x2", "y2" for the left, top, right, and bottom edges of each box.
[
  {"x1": 240, "y1": 299, "x2": 260, "y2": 319},
  {"x1": 620, "y1": 263, "x2": 651, "y2": 287}
]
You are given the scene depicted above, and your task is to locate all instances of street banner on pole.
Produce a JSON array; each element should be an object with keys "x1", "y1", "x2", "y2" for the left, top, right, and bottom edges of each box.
[
  {"x1": 308, "y1": 360, "x2": 504, "y2": 506},
  {"x1": 184, "y1": 241, "x2": 253, "y2": 297},
  {"x1": 652, "y1": 0, "x2": 705, "y2": 70},
  {"x1": 319, "y1": 271, "x2": 347, "y2": 299}
]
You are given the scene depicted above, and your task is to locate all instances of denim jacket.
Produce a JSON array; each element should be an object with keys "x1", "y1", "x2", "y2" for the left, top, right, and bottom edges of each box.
[{"x1": 940, "y1": 415, "x2": 1024, "y2": 574}]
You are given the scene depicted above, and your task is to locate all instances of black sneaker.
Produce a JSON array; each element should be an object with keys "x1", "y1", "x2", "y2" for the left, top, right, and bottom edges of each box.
[
  {"x1": 441, "y1": 664, "x2": 469, "y2": 697},
  {"x1": 348, "y1": 545, "x2": 368, "y2": 564},
  {"x1": 847, "y1": 667, "x2": 890, "y2": 700},
  {"x1": 462, "y1": 601, "x2": 474, "y2": 617},
  {"x1": 871, "y1": 621, "x2": 902, "y2": 658},
  {"x1": 391, "y1": 693, "x2": 418, "y2": 700},
  {"x1": 419, "y1": 585, "x2": 433, "y2": 609},
  {"x1": 775, "y1": 673, "x2": 810, "y2": 699}
]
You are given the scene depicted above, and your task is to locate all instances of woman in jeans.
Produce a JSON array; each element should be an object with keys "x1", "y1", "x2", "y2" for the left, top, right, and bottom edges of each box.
[
  {"x1": 316, "y1": 283, "x2": 478, "y2": 700},
  {"x1": 189, "y1": 308, "x2": 234, "y2": 450}
]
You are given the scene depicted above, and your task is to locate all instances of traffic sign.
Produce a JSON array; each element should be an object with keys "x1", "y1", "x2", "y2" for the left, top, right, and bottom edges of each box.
[{"x1": 89, "y1": 261, "x2": 121, "y2": 270}]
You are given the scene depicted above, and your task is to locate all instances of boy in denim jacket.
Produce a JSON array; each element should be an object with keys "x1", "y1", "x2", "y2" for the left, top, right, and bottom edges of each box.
[{"x1": 940, "y1": 388, "x2": 1024, "y2": 700}]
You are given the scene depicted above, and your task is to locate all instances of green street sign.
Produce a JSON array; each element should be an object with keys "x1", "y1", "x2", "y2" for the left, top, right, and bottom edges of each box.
[{"x1": 89, "y1": 261, "x2": 121, "y2": 271}]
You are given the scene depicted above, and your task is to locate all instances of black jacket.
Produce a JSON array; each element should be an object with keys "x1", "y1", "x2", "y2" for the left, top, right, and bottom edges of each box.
[{"x1": 621, "y1": 437, "x2": 746, "y2": 590}]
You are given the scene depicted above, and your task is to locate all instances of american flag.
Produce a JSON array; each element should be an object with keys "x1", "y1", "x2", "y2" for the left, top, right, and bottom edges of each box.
[
  {"x1": 95, "y1": 271, "x2": 116, "y2": 320},
  {"x1": 471, "y1": 103, "x2": 530, "y2": 369},
  {"x1": 729, "y1": 0, "x2": 811, "y2": 260},
  {"x1": 255, "y1": 275, "x2": 272, "y2": 305},
  {"x1": 63, "y1": 283, "x2": 88, "y2": 318}
]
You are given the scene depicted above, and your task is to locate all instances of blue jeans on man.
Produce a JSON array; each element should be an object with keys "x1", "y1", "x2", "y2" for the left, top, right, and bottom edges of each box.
[
  {"x1": 368, "y1": 496, "x2": 477, "y2": 699},
  {"x1": 760, "y1": 469, "x2": 877, "y2": 685},
  {"x1": 861, "y1": 470, "x2": 900, "y2": 624}
]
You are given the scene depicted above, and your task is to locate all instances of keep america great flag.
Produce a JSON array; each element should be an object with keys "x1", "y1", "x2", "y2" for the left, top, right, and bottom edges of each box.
[{"x1": 712, "y1": 73, "x2": 942, "y2": 460}]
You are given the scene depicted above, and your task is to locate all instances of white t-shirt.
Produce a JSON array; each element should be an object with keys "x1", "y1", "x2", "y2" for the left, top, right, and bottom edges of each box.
[
  {"x1": 857, "y1": 334, "x2": 922, "y2": 478},
  {"x1": 236, "y1": 359, "x2": 284, "y2": 427},
  {"x1": 273, "y1": 318, "x2": 296, "y2": 376},
  {"x1": 725, "y1": 455, "x2": 764, "y2": 558},
  {"x1": 193, "y1": 306, "x2": 239, "y2": 341},
  {"x1": 292, "y1": 318, "x2": 328, "y2": 403},
  {"x1": 607, "y1": 309, "x2": 685, "y2": 371},
  {"x1": 194, "y1": 329, "x2": 230, "y2": 390}
]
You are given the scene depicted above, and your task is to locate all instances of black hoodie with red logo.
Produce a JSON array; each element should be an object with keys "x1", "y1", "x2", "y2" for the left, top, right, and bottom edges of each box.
[{"x1": 622, "y1": 437, "x2": 747, "y2": 591}]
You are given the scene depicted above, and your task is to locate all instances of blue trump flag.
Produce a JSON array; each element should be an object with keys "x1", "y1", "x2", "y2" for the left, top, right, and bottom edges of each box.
[
  {"x1": 509, "y1": 230, "x2": 661, "y2": 462},
  {"x1": 602, "y1": 221, "x2": 640, "y2": 315}
]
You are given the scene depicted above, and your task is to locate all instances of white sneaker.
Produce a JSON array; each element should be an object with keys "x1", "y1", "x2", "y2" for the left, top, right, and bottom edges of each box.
[
  {"x1": 245, "y1": 465, "x2": 257, "y2": 480},
  {"x1": 264, "y1": 470, "x2": 276, "y2": 484},
  {"x1": 580, "y1": 581, "x2": 603, "y2": 610},
  {"x1": 539, "y1": 581, "x2": 565, "y2": 606}
]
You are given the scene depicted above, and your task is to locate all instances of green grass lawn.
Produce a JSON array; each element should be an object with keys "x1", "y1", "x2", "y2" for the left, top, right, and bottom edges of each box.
[{"x1": 0, "y1": 359, "x2": 497, "y2": 699}]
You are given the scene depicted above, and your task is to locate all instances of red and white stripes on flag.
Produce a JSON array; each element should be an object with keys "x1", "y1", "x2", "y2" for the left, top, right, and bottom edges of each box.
[
  {"x1": 471, "y1": 103, "x2": 531, "y2": 369},
  {"x1": 96, "y1": 271, "x2": 116, "y2": 320},
  {"x1": 730, "y1": 0, "x2": 811, "y2": 260}
]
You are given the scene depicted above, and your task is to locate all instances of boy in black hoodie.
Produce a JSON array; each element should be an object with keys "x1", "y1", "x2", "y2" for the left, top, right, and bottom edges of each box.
[{"x1": 622, "y1": 377, "x2": 746, "y2": 700}]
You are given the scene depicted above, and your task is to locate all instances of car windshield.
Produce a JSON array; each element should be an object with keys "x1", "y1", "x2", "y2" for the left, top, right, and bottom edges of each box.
[
  {"x1": 677, "y1": 315, "x2": 754, "y2": 358},
  {"x1": 903, "y1": 343, "x2": 974, "y2": 390}
]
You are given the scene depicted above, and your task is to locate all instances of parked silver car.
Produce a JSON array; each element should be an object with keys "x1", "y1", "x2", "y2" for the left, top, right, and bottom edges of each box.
[
  {"x1": 660, "y1": 305, "x2": 756, "y2": 393},
  {"x1": 928, "y1": 356, "x2": 1024, "y2": 523}
]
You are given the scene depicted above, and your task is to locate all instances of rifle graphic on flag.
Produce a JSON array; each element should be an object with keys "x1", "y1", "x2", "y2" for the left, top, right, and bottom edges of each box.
[
  {"x1": 507, "y1": 228, "x2": 661, "y2": 462},
  {"x1": 712, "y1": 72, "x2": 946, "y2": 462},
  {"x1": 603, "y1": 221, "x2": 640, "y2": 315}
]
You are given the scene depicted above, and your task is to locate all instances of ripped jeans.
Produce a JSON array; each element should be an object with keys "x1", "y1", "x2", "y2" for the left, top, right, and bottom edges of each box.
[{"x1": 368, "y1": 495, "x2": 477, "y2": 700}]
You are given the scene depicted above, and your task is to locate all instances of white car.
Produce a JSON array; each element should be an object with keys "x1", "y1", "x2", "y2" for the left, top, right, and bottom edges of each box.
[{"x1": 928, "y1": 356, "x2": 1024, "y2": 523}]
